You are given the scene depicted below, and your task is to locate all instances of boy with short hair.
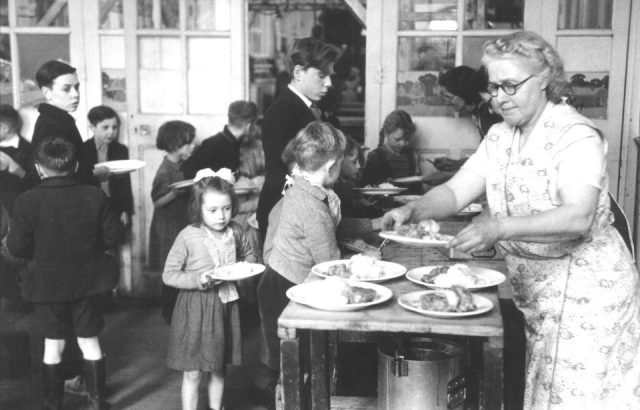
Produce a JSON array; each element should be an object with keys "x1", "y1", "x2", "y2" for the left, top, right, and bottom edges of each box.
[
  {"x1": 31, "y1": 59, "x2": 91, "y2": 183},
  {"x1": 0, "y1": 104, "x2": 36, "y2": 215},
  {"x1": 7, "y1": 137, "x2": 120, "y2": 410},
  {"x1": 253, "y1": 121, "x2": 346, "y2": 408},
  {"x1": 83, "y1": 105, "x2": 133, "y2": 227},
  {"x1": 182, "y1": 100, "x2": 258, "y2": 178}
]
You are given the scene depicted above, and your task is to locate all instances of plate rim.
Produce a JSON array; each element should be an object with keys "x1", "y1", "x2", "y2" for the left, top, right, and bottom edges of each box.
[
  {"x1": 311, "y1": 259, "x2": 407, "y2": 282},
  {"x1": 286, "y1": 281, "x2": 393, "y2": 311},
  {"x1": 379, "y1": 231, "x2": 454, "y2": 246},
  {"x1": 405, "y1": 265, "x2": 506, "y2": 290},
  {"x1": 397, "y1": 290, "x2": 494, "y2": 317},
  {"x1": 391, "y1": 176, "x2": 425, "y2": 184},
  {"x1": 169, "y1": 179, "x2": 195, "y2": 189},
  {"x1": 353, "y1": 187, "x2": 407, "y2": 195},
  {"x1": 205, "y1": 262, "x2": 266, "y2": 281},
  {"x1": 95, "y1": 159, "x2": 145, "y2": 170}
]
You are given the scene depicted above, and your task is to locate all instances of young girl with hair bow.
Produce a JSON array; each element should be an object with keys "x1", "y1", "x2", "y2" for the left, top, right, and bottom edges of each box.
[{"x1": 162, "y1": 168, "x2": 257, "y2": 410}]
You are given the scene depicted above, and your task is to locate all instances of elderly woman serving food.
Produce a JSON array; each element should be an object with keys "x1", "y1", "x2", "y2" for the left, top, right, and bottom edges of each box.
[{"x1": 383, "y1": 31, "x2": 640, "y2": 409}]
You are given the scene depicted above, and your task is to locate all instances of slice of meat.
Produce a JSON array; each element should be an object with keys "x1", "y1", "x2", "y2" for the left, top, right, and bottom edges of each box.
[
  {"x1": 452, "y1": 285, "x2": 477, "y2": 312},
  {"x1": 348, "y1": 286, "x2": 377, "y2": 304}
]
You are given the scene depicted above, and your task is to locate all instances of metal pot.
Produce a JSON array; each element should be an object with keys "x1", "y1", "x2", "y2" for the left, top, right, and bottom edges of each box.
[{"x1": 378, "y1": 337, "x2": 465, "y2": 410}]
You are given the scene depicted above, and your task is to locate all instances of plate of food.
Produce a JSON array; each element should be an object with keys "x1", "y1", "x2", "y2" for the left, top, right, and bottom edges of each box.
[
  {"x1": 95, "y1": 159, "x2": 145, "y2": 174},
  {"x1": 204, "y1": 262, "x2": 265, "y2": 281},
  {"x1": 406, "y1": 263, "x2": 506, "y2": 290},
  {"x1": 311, "y1": 254, "x2": 406, "y2": 282},
  {"x1": 393, "y1": 195, "x2": 422, "y2": 205},
  {"x1": 379, "y1": 219, "x2": 454, "y2": 246},
  {"x1": 353, "y1": 183, "x2": 407, "y2": 196},
  {"x1": 338, "y1": 238, "x2": 379, "y2": 254},
  {"x1": 458, "y1": 203, "x2": 483, "y2": 216},
  {"x1": 391, "y1": 176, "x2": 425, "y2": 185},
  {"x1": 169, "y1": 179, "x2": 195, "y2": 190},
  {"x1": 286, "y1": 277, "x2": 392, "y2": 311},
  {"x1": 398, "y1": 286, "x2": 494, "y2": 318}
]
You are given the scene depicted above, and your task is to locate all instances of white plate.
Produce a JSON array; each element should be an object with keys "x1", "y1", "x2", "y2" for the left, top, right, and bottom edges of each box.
[
  {"x1": 458, "y1": 203, "x2": 483, "y2": 215},
  {"x1": 286, "y1": 281, "x2": 392, "y2": 311},
  {"x1": 234, "y1": 186, "x2": 258, "y2": 195},
  {"x1": 391, "y1": 176, "x2": 425, "y2": 185},
  {"x1": 394, "y1": 195, "x2": 422, "y2": 204},
  {"x1": 169, "y1": 179, "x2": 195, "y2": 190},
  {"x1": 204, "y1": 262, "x2": 265, "y2": 281},
  {"x1": 247, "y1": 213, "x2": 259, "y2": 230},
  {"x1": 95, "y1": 159, "x2": 145, "y2": 174},
  {"x1": 338, "y1": 239, "x2": 378, "y2": 254},
  {"x1": 353, "y1": 187, "x2": 407, "y2": 195},
  {"x1": 311, "y1": 259, "x2": 407, "y2": 282},
  {"x1": 379, "y1": 231, "x2": 454, "y2": 246},
  {"x1": 406, "y1": 265, "x2": 506, "y2": 290},
  {"x1": 398, "y1": 291, "x2": 494, "y2": 318}
]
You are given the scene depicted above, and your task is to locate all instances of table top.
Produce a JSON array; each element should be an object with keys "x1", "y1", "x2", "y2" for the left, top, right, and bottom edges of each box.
[{"x1": 278, "y1": 239, "x2": 506, "y2": 338}]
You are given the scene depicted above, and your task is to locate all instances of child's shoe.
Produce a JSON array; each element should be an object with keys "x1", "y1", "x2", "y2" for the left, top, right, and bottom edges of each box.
[{"x1": 63, "y1": 374, "x2": 87, "y2": 396}]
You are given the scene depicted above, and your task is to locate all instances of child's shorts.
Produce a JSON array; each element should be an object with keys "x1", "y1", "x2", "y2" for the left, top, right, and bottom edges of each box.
[{"x1": 34, "y1": 296, "x2": 104, "y2": 339}]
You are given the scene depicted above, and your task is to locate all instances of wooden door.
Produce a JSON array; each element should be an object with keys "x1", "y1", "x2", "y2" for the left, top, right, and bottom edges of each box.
[{"x1": 119, "y1": 0, "x2": 247, "y2": 295}]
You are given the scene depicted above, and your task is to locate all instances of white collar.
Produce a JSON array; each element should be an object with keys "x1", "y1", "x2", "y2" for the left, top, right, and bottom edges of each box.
[
  {"x1": 288, "y1": 83, "x2": 313, "y2": 108},
  {"x1": 0, "y1": 135, "x2": 20, "y2": 149}
]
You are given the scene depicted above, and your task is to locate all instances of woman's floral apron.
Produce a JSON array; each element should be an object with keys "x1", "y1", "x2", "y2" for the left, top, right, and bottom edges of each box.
[{"x1": 482, "y1": 102, "x2": 640, "y2": 409}]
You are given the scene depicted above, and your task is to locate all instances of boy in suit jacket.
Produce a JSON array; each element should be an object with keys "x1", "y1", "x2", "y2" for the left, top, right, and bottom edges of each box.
[
  {"x1": 256, "y1": 37, "x2": 341, "y2": 241},
  {"x1": 7, "y1": 138, "x2": 120, "y2": 410}
]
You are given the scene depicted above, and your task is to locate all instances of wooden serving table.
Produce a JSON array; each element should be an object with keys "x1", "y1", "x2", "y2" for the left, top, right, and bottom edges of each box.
[{"x1": 277, "y1": 242, "x2": 506, "y2": 410}]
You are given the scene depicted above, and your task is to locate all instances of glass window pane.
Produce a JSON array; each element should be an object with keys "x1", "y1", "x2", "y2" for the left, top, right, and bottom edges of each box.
[
  {"x1": 399, "y1": 0, "x2": 458, "y2": 31},
  {"x1": 397, "y1": 37, "x2": 455, "y2": 117},
  {"x1": 187, "y1": 37, "x2": 230, "y2": 114},
  {"x1": 16, "y1": 0, "x2": 68, "y2": 27},
  {"x1": 100, "y1": 36, "x2": 126, "y2": 110},
  {"x1": 137, "y1": 0, "x2": 179, "y2": 29},
  {"x1": 464, "y1": 0, "x2": 524, "y2": 30},
  {"x1": 17, "y1": 33, "x2": 69, "y2": 107},
  {"x1": 1, "y1": 33, "x2": 12, "y2": 105},
  {"x1": 99, "y1": 0, "x2": 123, "y2": 29},
  {"x1": 462, "y1": 36, "x2": 495, "y2": 67},
  {"x1": 138, "y1": 37, "x2": 181, "y2": 113},
  {"x1": 558, "y1": 0, "x2": 612, "y2": 30},
  {"x1": 187, "y1": 0, "x2": 230, "y2": 30},
  {"x1": 1, "y1": 0, "x2": 8, "y2": 26},
  {"x1": 568, "y1": 72, "x2": 608, "y2": 119}
]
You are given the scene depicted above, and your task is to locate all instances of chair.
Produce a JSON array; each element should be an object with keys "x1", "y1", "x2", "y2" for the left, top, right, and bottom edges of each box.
[{"x1": 608, "y1": 193, "x2": 635, "y2": 258}]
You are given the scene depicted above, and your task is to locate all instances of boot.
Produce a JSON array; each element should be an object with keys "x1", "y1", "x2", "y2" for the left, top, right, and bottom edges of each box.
[
  {"x1": 83, "y1": 358, "x2": 110, "y2": 410},
  {"x1": 41, "y1": 363, "x2": 64, "y2": 410}
]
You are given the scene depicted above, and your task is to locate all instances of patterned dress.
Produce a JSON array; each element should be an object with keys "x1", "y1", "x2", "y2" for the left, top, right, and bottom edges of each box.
[{"x1": 465, "y1": 102, "x2": 640, "y2": 409}]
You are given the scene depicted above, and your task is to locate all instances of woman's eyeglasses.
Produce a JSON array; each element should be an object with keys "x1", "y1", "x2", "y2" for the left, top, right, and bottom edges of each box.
[{"x1": 486, "y1": 74, "x2": 535, "y2": 97}]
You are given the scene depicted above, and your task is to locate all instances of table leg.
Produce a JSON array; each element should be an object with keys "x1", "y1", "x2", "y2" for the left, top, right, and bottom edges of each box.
[
  {"x1": 310, "y1": 330, "x2": 330, "y2": 410},
  {"x1": 480, "y1": 335, "x2": 504, "y2": 410},
  {"x1": 280, "y1": 334, "x2": 301, "y2": 410}
]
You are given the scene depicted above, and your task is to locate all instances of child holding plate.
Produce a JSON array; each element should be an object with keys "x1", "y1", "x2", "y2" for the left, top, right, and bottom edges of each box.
[
  {"x1": 253, "y1": 122, "x2": 345, "y2": 408},
  {"x1": 361, "y1": 110, "x2": 422, "y2": 194},
  {"x1": 162, "y1": 168, "x2": 257, "y2": 410},
  {"x1": 149, "y1": 120, "x2": 196, "y2": 323},
  {"x1": 82, "y1": 105, "x2": 133, "y2": 229}
]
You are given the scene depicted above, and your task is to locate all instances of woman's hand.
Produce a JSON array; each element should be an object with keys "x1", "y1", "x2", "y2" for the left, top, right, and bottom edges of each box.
[
  {"x1": 93, "y1": 165, "x2": 111, "y2": 181},
  {"x1": 448, "y1": 218, "x2": 501, "y2": 253},
  {"x1": 381, "y1": 205, "x2": 413, "y2": 231}
]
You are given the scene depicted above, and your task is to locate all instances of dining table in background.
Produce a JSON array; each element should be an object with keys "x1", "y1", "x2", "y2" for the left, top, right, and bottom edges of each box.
[{"x1": 277, "y1": 224, "x2": 507, "y2": 410}]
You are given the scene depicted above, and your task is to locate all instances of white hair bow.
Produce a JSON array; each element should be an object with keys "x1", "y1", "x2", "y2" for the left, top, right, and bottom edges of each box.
[{"x1": 193, "y1": 168, "x2": 236, "y2": 184}]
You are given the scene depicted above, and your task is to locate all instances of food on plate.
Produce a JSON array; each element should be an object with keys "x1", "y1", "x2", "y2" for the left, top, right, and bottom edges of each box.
[
  {"x1": 363, "y1": 182, "x2": 399, "y2": 189},
  {"x1": 395, "y1": 219, "x2": 448, "y2": 241},
  {"x1": 207, "y1": 261, "x2": 257, "y2": 278},
  {"x1": 415, "y1": 286, "x2": 477, "y2": 312},
  {"x1": 306, "y1": 277, "x2": 378, "y2": 305},
  {"x1": 420, "y1": 264, "x2": 487, "y2": 287},
  {"x1": 326, "y1": 254, "x2": 384, "y2": 280}
]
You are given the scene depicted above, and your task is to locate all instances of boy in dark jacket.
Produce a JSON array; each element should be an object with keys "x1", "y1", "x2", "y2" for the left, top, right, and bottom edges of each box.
[{"x1": 7, "y1": 138, "x2": 120, "y2": 410}]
